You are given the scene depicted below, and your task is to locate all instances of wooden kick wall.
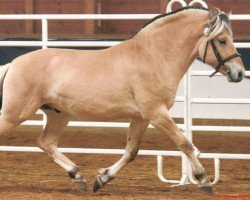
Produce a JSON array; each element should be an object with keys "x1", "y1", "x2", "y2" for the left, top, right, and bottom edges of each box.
[{"x1": 0, "y1": 0, "x2": 249, "y2": 40}]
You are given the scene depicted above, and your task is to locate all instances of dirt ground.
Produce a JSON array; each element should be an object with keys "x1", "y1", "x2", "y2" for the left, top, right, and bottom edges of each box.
[{"x1": 0, "y1": 123, "x2": 249, "y2": 200}]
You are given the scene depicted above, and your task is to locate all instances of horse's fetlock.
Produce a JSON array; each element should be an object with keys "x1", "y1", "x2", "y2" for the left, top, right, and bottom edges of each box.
[
  {"x1": 104, "y1": 169, "x2": 115, "y2": 179},
  {"x1": 103, "y1": 168, "x2": 109, "y2": 175},
  {"x1": 194, "y1": 167, "x2": 206, "y2": 181},
  {"x1": 68, "y1": 171, "x2": 76, "y2": 179},
  {"x1": 68, "y1": 166, "x2": 81, "y2": 180},
  {"x1": 98, "y1": 168, "x2": 106, "y2": 174}
]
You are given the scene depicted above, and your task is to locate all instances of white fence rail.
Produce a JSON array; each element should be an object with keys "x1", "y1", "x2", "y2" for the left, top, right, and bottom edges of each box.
[{"x1": 0, "y1": 1, "x2": 249, "y2": 186}]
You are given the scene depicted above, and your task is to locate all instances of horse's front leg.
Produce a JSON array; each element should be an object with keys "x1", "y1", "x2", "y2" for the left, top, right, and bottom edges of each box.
[
  {"x1": 149, "y1": 106, "x2": 213, "y2": 195},
  {"x1": 93, "y1": 118, "x2": 149, "y2": 192}
]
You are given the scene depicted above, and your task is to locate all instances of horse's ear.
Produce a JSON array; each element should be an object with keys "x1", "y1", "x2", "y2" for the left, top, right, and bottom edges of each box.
[
  {"x1": 226, "y1": 11, "x2": 232, "y2": 18},
  {"x1": 209, "y1": 8, "x2": 220, "y2": 19},
  {"x1": 207, "y1": 8, "x2": 220, "y2": 27}
]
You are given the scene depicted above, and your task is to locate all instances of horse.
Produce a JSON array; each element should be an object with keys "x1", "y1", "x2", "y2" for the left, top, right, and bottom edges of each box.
[{"x1": 0, "y1": 6, "x2": 245, "y2": 195}]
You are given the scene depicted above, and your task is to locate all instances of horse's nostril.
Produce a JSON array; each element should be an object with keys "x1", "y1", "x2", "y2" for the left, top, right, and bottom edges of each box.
[{"x1": 238, "y1": 71, "x2": 243, "y2": 79}]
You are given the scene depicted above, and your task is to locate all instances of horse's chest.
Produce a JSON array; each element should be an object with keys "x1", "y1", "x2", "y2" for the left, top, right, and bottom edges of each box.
[
  {"x1": 163, "y1": 91, "x2": 177, "y2": 109},
  {"x1": 158, "y1": 85, "x2": 178, "y2": 109}
]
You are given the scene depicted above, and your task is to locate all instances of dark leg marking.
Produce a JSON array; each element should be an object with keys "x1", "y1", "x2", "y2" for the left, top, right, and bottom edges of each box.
[
  {"x1": 195, "y1": 171, "x2": 206, "y2": 182},
  {"x1": 68, "y1": 171, "x2": 76, "y2": 179},
  {"x1": 93, "y1": 169, "x2": 114, "y2": 193},
  {"x1": 128, "y1": 150, "x2": 138, "y2": 162},
  {"x1": 67, "y1": 167, "x2": 87, "y2": 191},
  {"x1": 194, "y1": 169, "x2": 214, "y2": 195}
]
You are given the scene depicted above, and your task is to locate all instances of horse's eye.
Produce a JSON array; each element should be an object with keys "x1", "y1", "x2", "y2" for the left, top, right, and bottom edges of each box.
[{"x1": 219, "y1": 40, "x2": 226, "y2": 45}]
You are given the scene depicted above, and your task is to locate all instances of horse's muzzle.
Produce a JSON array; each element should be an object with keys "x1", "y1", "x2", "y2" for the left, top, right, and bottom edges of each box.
[{"x1": 226, "y1": 63, "x2": 245, "y2": 83}]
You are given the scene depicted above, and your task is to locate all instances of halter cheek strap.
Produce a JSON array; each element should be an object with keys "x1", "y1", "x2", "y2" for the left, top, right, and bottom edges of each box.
[{"x1": 203, "y1": 39, "x2": 241, "y2": 77}]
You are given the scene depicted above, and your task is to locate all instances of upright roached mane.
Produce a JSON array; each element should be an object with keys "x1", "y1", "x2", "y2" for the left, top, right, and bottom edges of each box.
[
  {"x1": 0, "y1": 6, "x2": 244, "y2": 195},
  {"x1": 141, "y1": 6, "x2": 209, "y2": 29},
  {"x1": 136, "y1": 6, "x2": 232, "y2": 41}
]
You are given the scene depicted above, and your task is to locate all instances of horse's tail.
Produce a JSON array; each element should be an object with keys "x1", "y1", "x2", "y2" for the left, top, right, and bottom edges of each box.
[{"x1": 0, "y1": 63, "x2": 10, "y2": 110}]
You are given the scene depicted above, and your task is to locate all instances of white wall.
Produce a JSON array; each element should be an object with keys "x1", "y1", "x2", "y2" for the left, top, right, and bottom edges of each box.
[{"x1": 169, "y1": 60, "x2": 250, "y2": 119}]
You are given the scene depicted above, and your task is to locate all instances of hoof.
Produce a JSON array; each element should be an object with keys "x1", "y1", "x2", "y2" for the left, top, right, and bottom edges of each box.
[
  {"x1": 93, "y1": 176, "x2": 103, "y2": 193},
  {"x1": 75, "y1": 179, "x2": 87, "y2": 191},
  {"x1": 93, "y1": 168, "x2": 115, "y2": 193},
  {"x1": 199, "y1": 184, "x2": 214, "y2": 195}
]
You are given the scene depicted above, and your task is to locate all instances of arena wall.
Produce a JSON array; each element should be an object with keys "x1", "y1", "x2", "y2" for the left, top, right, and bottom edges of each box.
[{"x1": 0, "y1": 0, "x2": 249, "y2": 40}]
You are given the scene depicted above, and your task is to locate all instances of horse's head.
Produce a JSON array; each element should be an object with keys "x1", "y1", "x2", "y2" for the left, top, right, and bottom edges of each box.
[{"x1": 198, "y1": 9, "x2": 245, "y2": 82}]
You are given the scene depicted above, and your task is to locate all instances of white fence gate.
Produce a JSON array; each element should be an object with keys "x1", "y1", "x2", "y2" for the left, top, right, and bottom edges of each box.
[{"x1": 0, "y1": 0, "x2": 249, "y2": 186}]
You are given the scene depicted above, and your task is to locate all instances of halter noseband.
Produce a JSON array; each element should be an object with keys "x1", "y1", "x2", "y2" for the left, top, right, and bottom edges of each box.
[{"x1": 202, "y1": 39, "x2": 241, "y2": 77}]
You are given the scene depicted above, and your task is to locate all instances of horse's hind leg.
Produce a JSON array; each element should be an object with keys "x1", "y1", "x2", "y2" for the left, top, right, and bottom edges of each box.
[
  {"x1": 0, "y1": 94, "x2": 41, "y2": 136},
  {"x1": 93, "y1": 118, "x2": 149, "y2": 192},
  {"x1": 37, "y1": 110, "x2": 87, "y2": 191}
]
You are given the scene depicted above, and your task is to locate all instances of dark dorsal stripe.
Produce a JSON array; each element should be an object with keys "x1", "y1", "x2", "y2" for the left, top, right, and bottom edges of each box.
[
  {"x1": 142, "y1": 6, "x2": 209, "y2": 29},
  {"x1": 131, "y1": 6, "x2": 209, "y2": 38}
]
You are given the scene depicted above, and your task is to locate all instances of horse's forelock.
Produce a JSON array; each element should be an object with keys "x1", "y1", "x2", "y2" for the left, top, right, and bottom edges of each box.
[{"x1": 207, "y1": 9, "x2": 232, "y2": 40}]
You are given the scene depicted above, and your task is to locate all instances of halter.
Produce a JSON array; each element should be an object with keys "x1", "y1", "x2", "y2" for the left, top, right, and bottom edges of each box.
[{"x1": 202, "y1": 39, "x2": 241, "y2": 77}]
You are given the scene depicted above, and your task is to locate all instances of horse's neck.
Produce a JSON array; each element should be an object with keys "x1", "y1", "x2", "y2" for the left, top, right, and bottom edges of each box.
[{"x1": 134, "y1": 11, "x2": 207, "y2": 83}]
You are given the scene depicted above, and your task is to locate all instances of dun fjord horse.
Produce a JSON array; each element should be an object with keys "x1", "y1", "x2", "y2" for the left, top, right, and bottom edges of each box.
[{"x1": 0, "y1": 7, "x2": 245, "y2": 194}]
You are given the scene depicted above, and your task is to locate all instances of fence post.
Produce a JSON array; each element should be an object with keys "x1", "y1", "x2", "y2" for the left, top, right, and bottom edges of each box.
[
  {"x1": 42, "y1": 17, "x2": 48, "y2": 49},
  {"x1": 181, "y1": 68, "x2": 192, "y2": 184},
  {"x1": 41, "y1": 17, "x2": 48, "y2": 130}
]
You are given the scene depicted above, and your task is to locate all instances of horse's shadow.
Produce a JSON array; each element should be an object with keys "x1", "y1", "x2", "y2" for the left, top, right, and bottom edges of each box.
[
  {"x1": 0, "y1": 182, "x2": 173, "y2": 196},
  {"x1": 0, "y1": 184, "x2": 84, "y2": 196},
  {"x1": 0, "y1": 182, "x2": 209, "y2": 199}
]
